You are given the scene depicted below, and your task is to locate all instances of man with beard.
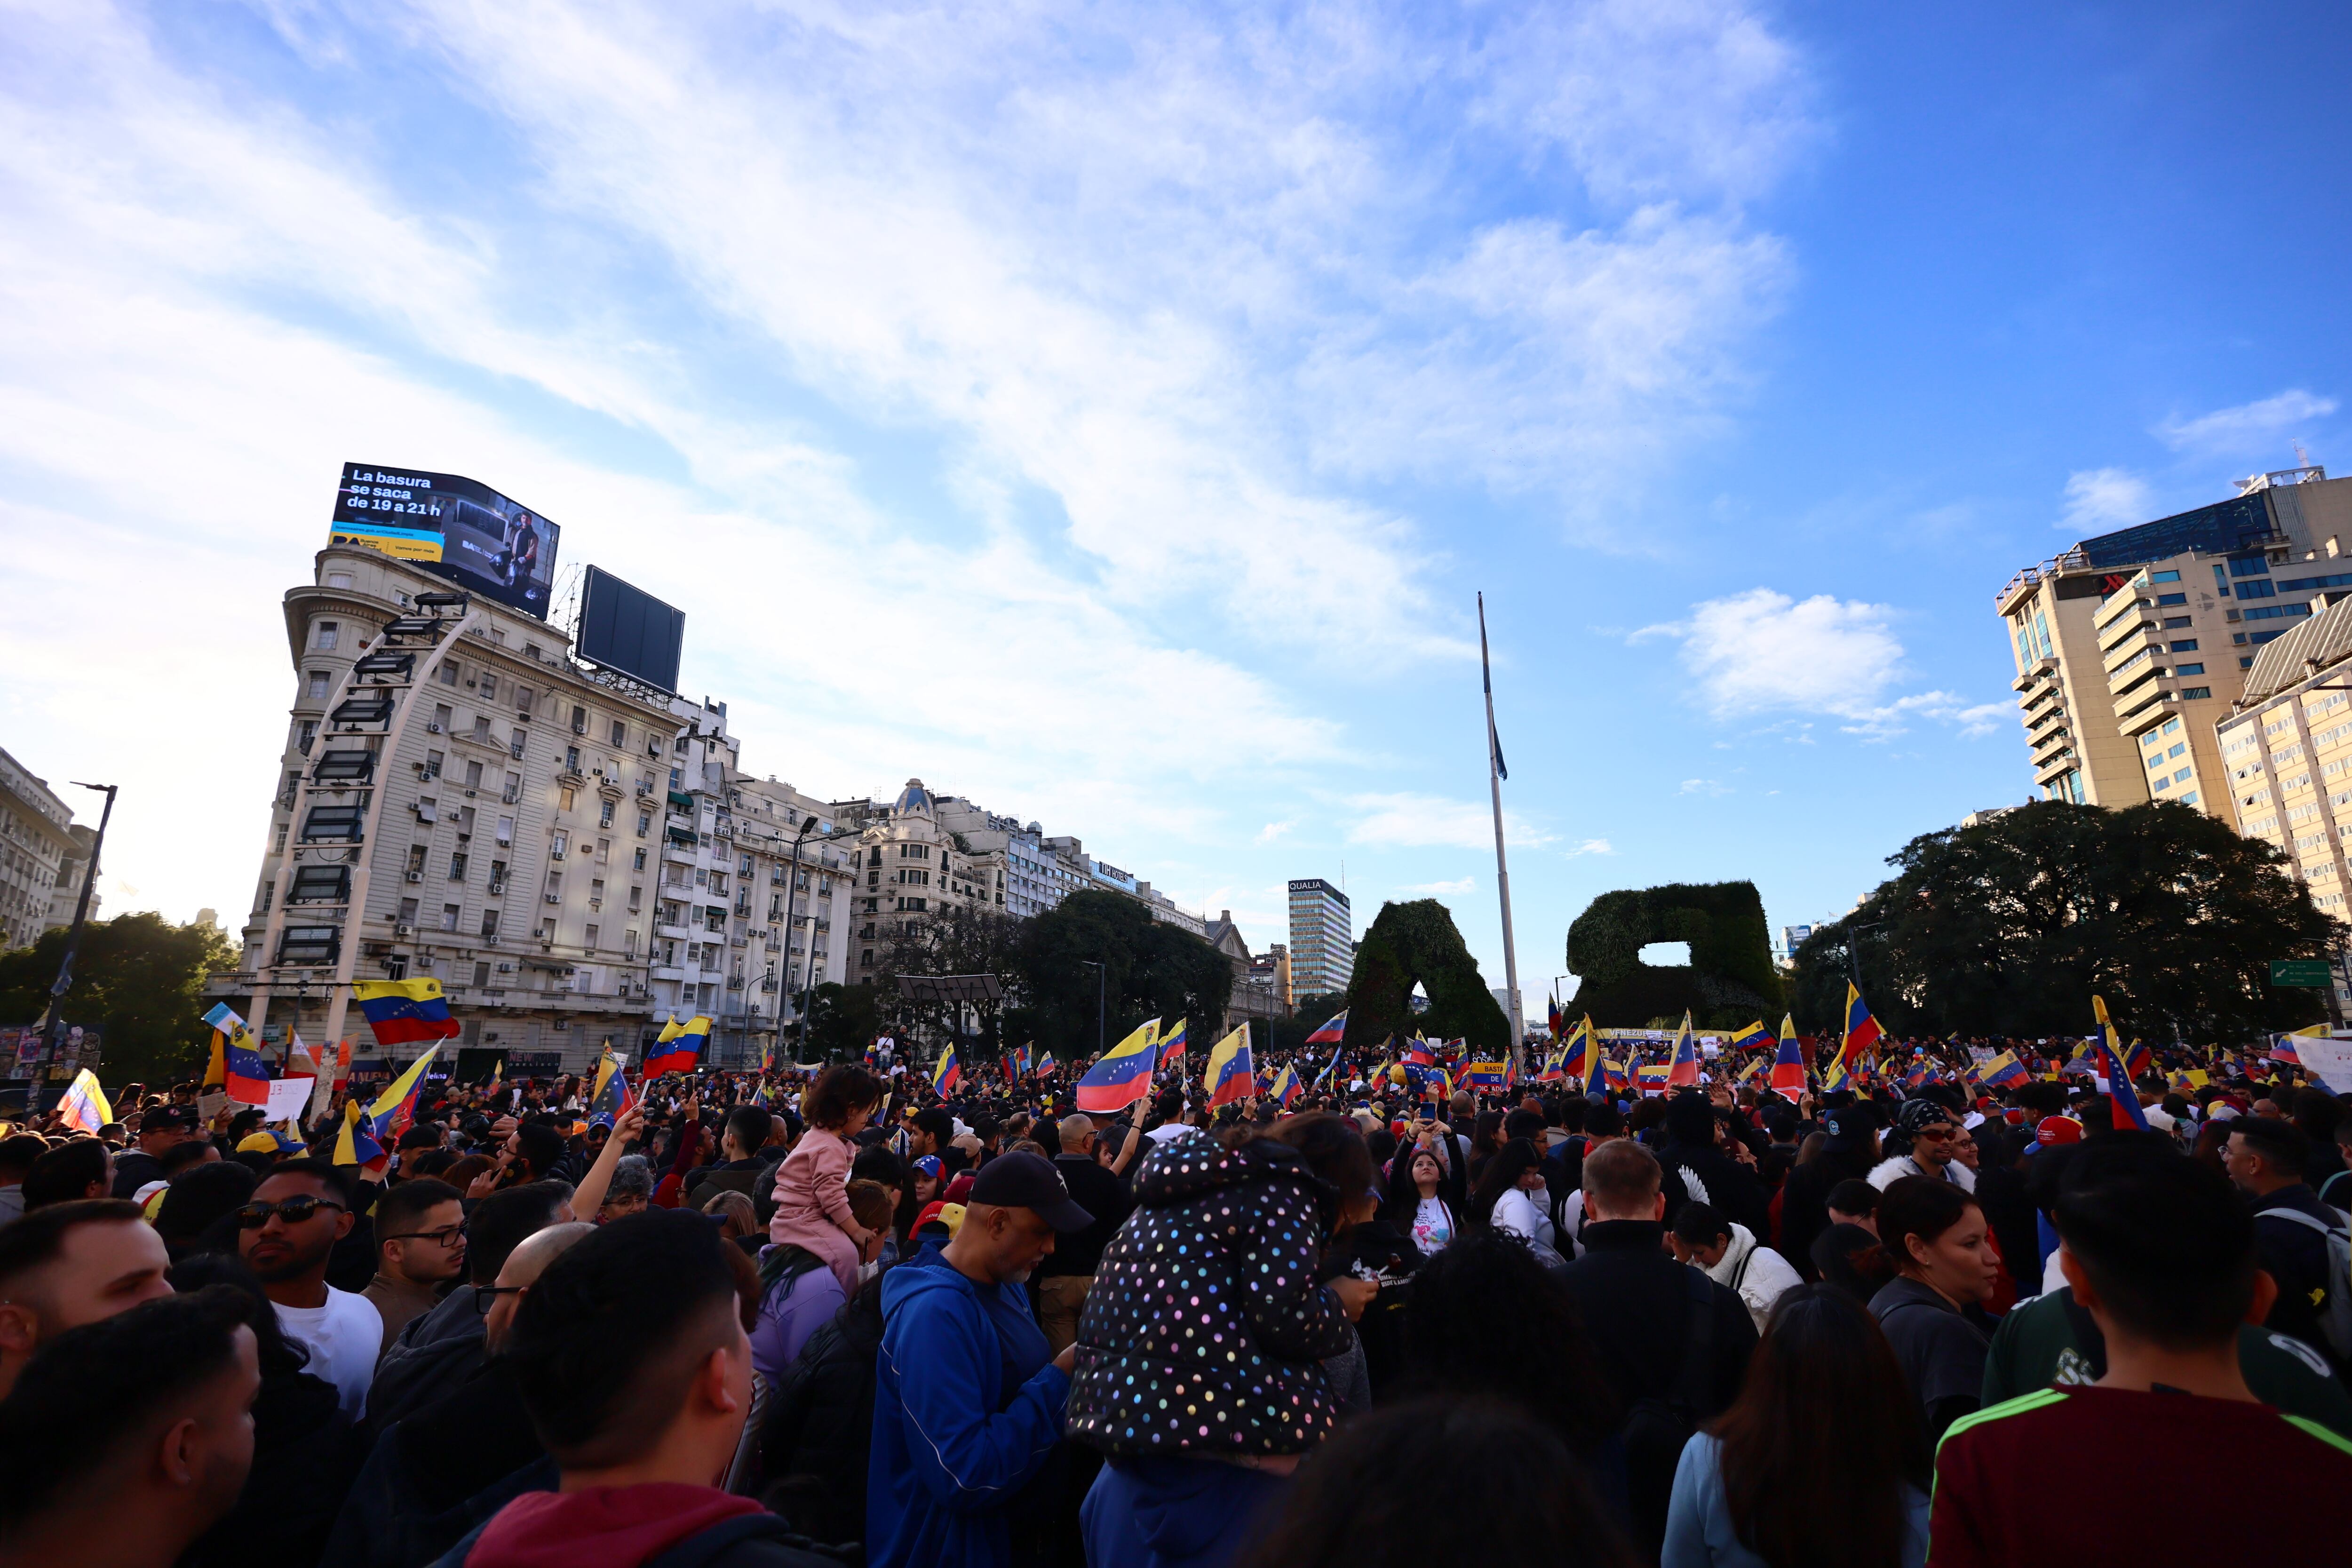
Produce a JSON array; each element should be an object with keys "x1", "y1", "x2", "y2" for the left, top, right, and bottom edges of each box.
[{"x1": 236, "y1": 1160, "x2": 381, "y2": 1420}]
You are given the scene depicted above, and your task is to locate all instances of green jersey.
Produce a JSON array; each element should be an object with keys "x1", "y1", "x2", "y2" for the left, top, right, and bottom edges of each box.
[{"x1": 1982, "y1": 1287, "x2": 2352, "y2": 1437}]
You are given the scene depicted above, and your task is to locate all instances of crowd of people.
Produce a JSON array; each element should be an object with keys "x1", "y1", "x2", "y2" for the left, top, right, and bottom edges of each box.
[{"x1": 2, "y1": 1028, "x2": 2351, "y2": 1568}]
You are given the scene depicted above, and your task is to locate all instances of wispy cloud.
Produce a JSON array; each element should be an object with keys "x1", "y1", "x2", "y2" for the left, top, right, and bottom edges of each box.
[
  {"x1": 1403, "y1": 876, "x2": 1476, "y2": 896},
  {"x1": 2057, "y1": 468, "x2": 2156, "y2": 534},
  {"x1": 1346, "y1": 793, "x2": 1553, "y2": 851},
  {"x1": 1565, "y1": 838, "x2": 1616, "y2": 858},
  {"x1": 2156, "y1": 390, "x2": 2337, "y2": 457},
  {"x1": 1254, "y1": 820, "x2": 1295, "y2": 845},
  {"x1": 1679, "y1": 779, "x2": 1732, "y2": 796},
  {"x1": 1637, "y1": 588, "x2": 2001, "y2": 741}
]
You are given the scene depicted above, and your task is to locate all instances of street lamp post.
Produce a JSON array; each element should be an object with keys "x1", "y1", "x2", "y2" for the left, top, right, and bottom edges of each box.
[
  {"x1": 1080, "y1": 960, "x2": 1105, "y2": 1059},
  {"x1": 1846, "y1": 921, "x2": 1886, "y2": 992},
  {"x1": 776, "y1": 814, "x2": 818, "y2": 1060},
  {"x1": 35, "y1": 782, "x2": 117, "y2": 1098}
]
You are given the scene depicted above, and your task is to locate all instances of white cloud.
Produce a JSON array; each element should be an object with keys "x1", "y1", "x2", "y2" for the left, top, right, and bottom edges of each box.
[
  {"x1": 2155, "y1": 390, "x2": 2338, "y2": 456},
  {"x1": 1255, "y1": 820, "x2": 1295, "y2": 845},
  {"x1": 2058, "y1": 468, "x2": 2156, "y2": 534},
  {"x1": 1403, "y1": 876, "x2": 1476, "y2": 896},
  {"x1": 1639, "y1": 588, "x2": 2003, "y2": 741},
  {"x1": 1345, "y1": 793, "x2": 1553, "y2": 851},
  {"x1": 1679, "y1": 779, "x2": 1732, "y2": 796},
  {"x1": 1565, "y1": 838, "x2": 1615, "y2": 858}
]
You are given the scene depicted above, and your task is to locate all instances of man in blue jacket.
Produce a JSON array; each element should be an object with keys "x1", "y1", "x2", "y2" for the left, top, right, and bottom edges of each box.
[{"x1": 869, "y1": 1151, "x2": 1093, "y2": 1568}]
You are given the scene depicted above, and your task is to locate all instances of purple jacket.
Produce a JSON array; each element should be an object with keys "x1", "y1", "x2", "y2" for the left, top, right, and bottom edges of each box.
[{"x1": 751, "y1": 1259, "x2": 848, "y2": 1389}]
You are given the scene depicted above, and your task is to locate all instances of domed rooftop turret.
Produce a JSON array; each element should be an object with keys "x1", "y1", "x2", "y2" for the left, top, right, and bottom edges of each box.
[{"x1": 893, "y1": 778, "x2": 934, "y2": 817}]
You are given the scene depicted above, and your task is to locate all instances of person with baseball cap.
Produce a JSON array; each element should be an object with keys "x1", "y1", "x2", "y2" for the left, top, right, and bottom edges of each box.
[
  {"x1": 111, "y1": 1105, "x2": 201, "y2": 1199},
  {"x1": 867, "y1": 1150, "x2": 1093, "y2": 1568}
]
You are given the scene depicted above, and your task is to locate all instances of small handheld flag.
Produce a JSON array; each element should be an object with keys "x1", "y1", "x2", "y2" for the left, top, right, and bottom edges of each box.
[
  {"x1": 1076, "y1": 1019, "x2": 1160, "y2": 1114},
  {"x1": 1158, "y1": 1019, "x2": 1189, "y2": 1069},
  {"x1": 1569, "y1": 1016, "x2": 1601, "y2": 1085},
  {"x1": 1667, "y1": 1013, "x2": 1700, "y2": 1088},
  {"x1": 1270, "y1": 1061, "x2": 1303, "y2": 1109},
  {"x1": 589, "y1": 1048, "x2": 636, "y2": 1123},
  {"x1": 57, "y1": 1068, "x2": 111, "y2": 1135},
  {"x1": 364, "y1": 1046, "x2": 439, "y2": 1146},
  {"x1": 334, "y1": 1099, "x2": 387, "y2": 1171},
  {"x1": 1725, "y1": 1020, "x2": 1769, "y2": 1053},
  {"x1": 1304, "y1": 1011, "x2": 1347, "y2": 1046},
  {"x1": 930, "y1": 1043, "x2": 961, "y2": 1096},
  {"x1": 1204, "y1": 1025, "x2": 1255, "y2": 1108},
  {"x1": 1842, "y1": 982, "x2": 1883, "y2": 1063},
  {"x1": 1770, "y1": 1014, "x2": 1806, "y2": 1095},
  {"x1": 645, "y1": 1015, "x2": 710, "y2": 1078}
]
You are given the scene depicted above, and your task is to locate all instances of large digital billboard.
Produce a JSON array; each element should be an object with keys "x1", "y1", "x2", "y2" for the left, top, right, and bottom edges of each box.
[
  {"x1": 578, "y1": 565, "x2": 686, "y2": 693},
  {"x1": 328, "y1": 463, "x2": 560, "y2": 617}
]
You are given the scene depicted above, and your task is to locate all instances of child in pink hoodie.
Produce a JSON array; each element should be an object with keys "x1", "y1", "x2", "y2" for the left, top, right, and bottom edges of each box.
[{"x1": 767, "y1": 1064, "x2": 885, "y2": 1293}]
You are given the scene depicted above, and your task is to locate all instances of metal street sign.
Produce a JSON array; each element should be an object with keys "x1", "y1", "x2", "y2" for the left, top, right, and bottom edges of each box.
[{"x1": 2271, "y1": 960, "x2": 2331, "y2": 987}]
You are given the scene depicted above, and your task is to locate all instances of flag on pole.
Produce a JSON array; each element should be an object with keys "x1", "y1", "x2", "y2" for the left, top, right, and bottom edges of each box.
[
  {"x1": 1979, "y1": 1051, "x2": 2027, "y2": 1088},
  {"x1": 352, "y1": 978, "x2": 464, "y2": 1047},
  {"x1": 1667, "y1": 1013, "x2": 1700, "y2": 1088},
  {"x1": 930, "y1": 1043, "x2": 961, "y2": 1096},
  {"x1": 333, "y1": 1099, "x2": 387, "y2": 1170},
  {"x1": 1037, "y1": 1051, "x2": 1057, "y2": 1077},
  {"x1": 645, "y1": 1016, "x2": 711, "y2": 1078},
  {"x1": 221, "y1": 1027, "x2": 274, "y2": 1108},
  {"x1": 1725, "y1": 1020, "x2": 1769, "y2": 1053},
  {"x1": 1076, "y1": 1019, "x2": 1160, "y2": 1113},
  {"x1": 1568, "y1": 1017, "x2": 1601, "y2": 1085},
  {"x1": 1157, "y1": 1019, "x2": 1188, "y2": 1069},
  {"x1": 1770, "y1": 1014, "x2": 1807, "y2": 1095},
  {"x1": 1305, "y1": 1011, "x2": 1348, "y2": 1046},
  {"x1": 364, "y1": 1046, "x2": 439, "y2": 1147},
  {"x1": 57, "y1": 1068, "x2": 111, "y2": 1134},
  {"x1": 589, "y1": 1047, "x2": 636, "y2": 1124},
  {"x1": 1547, "y1": 1000, "x2": 1564, "y2": 1041},
  {"x1": 1204, "y1": 1025, "x2": 1255, "y2": 1107},
  {"x1": 1635, "y1": 1063, "x2": 1672, "y2": 1094},
  {"x1": 1842, "y1": 983, "x2": 1883, "y2": 1062},
  {"x1": 1269, "y1": 1062, "x2": 1303, "y2": 1109}
]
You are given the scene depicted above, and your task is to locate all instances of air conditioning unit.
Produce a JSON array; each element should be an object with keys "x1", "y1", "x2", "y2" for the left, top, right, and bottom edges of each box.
[
  {"x1": 394, "y1": 923, "x2": 413, "y2": 936},
  {"x1": 550, "y1": 848, "x2": 566, "y2": 860},
  {"x1": 497, "y1": 962, "x2": 514, "y2": 972},
  {"x1": 501, "y1": 789, "x2": 519, "y2": 804},
  {"x1": 405, "y1": 871, "x2": 423, "y2": 883},
  {"x1": 487, "y1": 882, "x2": 505, "y2": 896},
  {"x1": 545, "y1": 892, "x2": 562, "y2": 904}
]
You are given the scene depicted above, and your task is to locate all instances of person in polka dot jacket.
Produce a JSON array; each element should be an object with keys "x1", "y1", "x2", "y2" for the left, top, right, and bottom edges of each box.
[{"x1": 1066, "y1": 1118, "x2": 1376, "y2": 1568}]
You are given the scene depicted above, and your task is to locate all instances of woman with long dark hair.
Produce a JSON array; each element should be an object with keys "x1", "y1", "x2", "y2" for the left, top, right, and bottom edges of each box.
[
  {"x1": 1869, "y1": 1175, "x2": 1998, "y2": 1439},
  {"x1": 1469, "y1": 1137, "x2": 1562, "y2": 1266},
  {"x1": 1662, "y1": 1284, "x2": 1930, "y2": 1568},
  {"x1": 1384, "y1": 1142, "x2": 1457, "y2": 1257}
]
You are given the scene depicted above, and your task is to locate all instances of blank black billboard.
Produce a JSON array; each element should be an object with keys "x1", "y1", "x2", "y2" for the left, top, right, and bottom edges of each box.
[{"x1": 578, "y1": 565, "x2": 685, "y2": 693}]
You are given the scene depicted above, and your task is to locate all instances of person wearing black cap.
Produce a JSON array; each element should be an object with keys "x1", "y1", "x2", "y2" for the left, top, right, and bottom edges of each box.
[
  {"x1": 112, "y1": 1105, "x2": 202, "y2": 1198},
  {"x1": 867, "y1": 1150, "x2": 1093, "y2": 1568}
]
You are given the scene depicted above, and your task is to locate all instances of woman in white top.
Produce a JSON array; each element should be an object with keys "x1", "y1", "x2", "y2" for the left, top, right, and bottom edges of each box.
[
  {"x1": 1470, "y1": 1138, "x2": 1564, "y2": 1268},
  {"x1": 1385, "y1": 1144, "x2": 1458, "y2": 1257}
]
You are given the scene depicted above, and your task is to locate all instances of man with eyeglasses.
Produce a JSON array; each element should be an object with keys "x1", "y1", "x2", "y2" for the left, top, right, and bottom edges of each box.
[
  {"x1": 235, "y1": 1159, "x2": 381, "y2": 1420},
  {"x1": 364, "y1": 1177, "x2": 467, "y2": 1359},
  {"x1": 1869, "y1": 1097, "x2": 1978, "y2": 1195}
]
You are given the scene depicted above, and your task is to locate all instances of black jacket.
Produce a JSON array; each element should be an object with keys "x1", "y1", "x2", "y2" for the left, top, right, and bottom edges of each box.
[
  {"x1": 367, "y1": 1286, "x2": 489, "y2": 1434},
  {"x1": 1067, "y1": 1134, "x2": 1354, "y2": 1457},
  {"x1": 1778, "y1": 1146, "x2": 1878, "y2": 1281},
  {"x1": 758, "y1": 1278, "x2": 886, "y2": 1547},
  {"x1": 1653, "y1": 1136, "x2": 1772, "y2": 1242},
  {"x1": 1036, "y1": 1153, "x2": 1131, "y2": 1278},
  {"x1": 183, "y1": 1364, "x2": 365, "y2": 1568},
  {"x1": 111, "y1": 1149, "x2": 164, "y2": 1198},
  {"x1": 2253, "y1": 1183, "x2": 2346, "y2": 1372},
  {"x1": 1557, "y1": 1219, "x2": 1757, "y2": 1419}
]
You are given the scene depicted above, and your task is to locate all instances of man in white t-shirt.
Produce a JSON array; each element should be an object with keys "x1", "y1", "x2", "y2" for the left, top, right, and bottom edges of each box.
[{"x1": 237, "y1": 1160, "x2": 381, "y2": 1420}]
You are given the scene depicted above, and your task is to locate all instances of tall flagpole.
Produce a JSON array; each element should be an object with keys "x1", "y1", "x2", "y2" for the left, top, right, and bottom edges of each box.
[{"x1": 1478, "y1": 594, "x2": 1526, "y2": 1070}]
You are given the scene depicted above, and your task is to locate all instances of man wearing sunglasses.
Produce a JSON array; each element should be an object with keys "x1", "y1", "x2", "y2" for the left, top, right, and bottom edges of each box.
[
  {"x1": 1869, "y1": 1098, "x2": 1978, "y2": 1195},
  {"x1": 235, "y1": 1159, "x2": 381, "y2": 1420}
]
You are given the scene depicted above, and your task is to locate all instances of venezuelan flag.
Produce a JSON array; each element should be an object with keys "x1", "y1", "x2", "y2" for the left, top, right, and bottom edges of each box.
[
  {"x1": 1979, "y1": 1051, "x2": 2026, "y2": 1088},
  {"x1": 1158, "y1": 1019, "x2": 1188, "y2": 1068},
  {"x1": 200, "y1": 1002, "x2": 249, "y2": 1090},
  {"x1": 1635, "y1": 1062, "x2": 1672, "y2": 1095},
  {"x1": 1726, "y1": 1020, "x2": 1769, "y2": 1053},
  {"x1": 1667, "y1": 1013, "x2": 1700, "y2": 1088},
  {"x1": 222, "y1": 1031, "x2": 274, "y2": 1108},
  {"x1": 1304, "y1": 1011, "x2": 1347, "y2": 1046},
  {"x1": 353, "y1": 978, "x2": 463, "y2": 1048},
  {"x1": 2094, "y1": 1033, "x2": 2151, "y2": 1132},
  {"x1": 1535, "y1": 1043, "x2": 1566, "y2": 1082},
  {"x1": 1404, "y1": 1038, "x2": 1437, "y2": 1069},
  {"x1": 1270, "y1": 1062, "x2": 1303, "y2": 1109},
  {"x1": 589, "y1": 1048, "x2": 635, "y2": 1123},
  {"x1": 364, "y1": 1045, "x2": 439, "y2": 1146},
  {"x1": 1842, "y1": 983, "x2": 1883, "y2": 1063},
  {"x1": 1037, "y1": 1051, "x2": 1057, "y2": 1077},
  {"x1": 1600, "y1": 1057, "x2": 1628, "y2": 1093},
  {"x1": 930, "y1": 1043, "x2": 961, "y2": 1096},
  {"x1": 1204, "y1": 1024, "x2": 1255, "y2": 1108},
  {"x1": 1570, "y1": 1017, "x2": 1601, "y2": 1085},
  {"x1": 645, "y1": 1015, "x2": 710, "y2": 1077},
  {"x1": 1770, "y1": 1014, "x2": 1806, "y2": 1095},
  {"x1": 333, "y1": 1099, "x2": 387, "y2": 1172},
  {"x1": 1077, "y1": 1018, "x2": 1160, "y2": 1113},
  {"x1": 1547, "y1": 1000, "x2": 1564, "y2": 1040},
  {"x1": 1465, "y1": 1060, "x2": 1508, "y2": 1090},
  {"x1": 57, "y1": 1068, "x2": 111, "y2": 1135}
]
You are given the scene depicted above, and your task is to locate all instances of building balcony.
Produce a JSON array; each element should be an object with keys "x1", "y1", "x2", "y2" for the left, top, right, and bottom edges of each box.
[
  {"x1": 2033, "y1": 749, "x2": 2079, "y2": 787},
  {"x1": 2029, "y1": 728, "x2": 2073, "y2": 767},
  {"x1": 2114, "y1": 680, "x2": 2169, "y2": 727},
  {"x1": 2010, "y1": 656, "x2": 2059, "y2": 695}
]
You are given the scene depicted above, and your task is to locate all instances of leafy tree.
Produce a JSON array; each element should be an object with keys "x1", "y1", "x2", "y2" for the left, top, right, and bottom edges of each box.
[
  {"x1": 800, "y1": 981, "x2": 883, "y2": 1061},
  {"x1": 0, "y1": 914, "x2": 237, "y2": 1088},
  {"x1": 874, "y1": 905, "x2": 1030, "y2": 1058},
  {"x1": 1006, "y1": 891, "x2": 1233, "y2": 1062},
  {"x1": 1344, "y1": 900, "x2": 1510, "y2": 1053},
  {"x1": 1263, "y1": 991, "x2": 1348, "y2": 1056},
  {"x1": 1787, "y1": 800, "x2": 2339, "y2": 1044}
]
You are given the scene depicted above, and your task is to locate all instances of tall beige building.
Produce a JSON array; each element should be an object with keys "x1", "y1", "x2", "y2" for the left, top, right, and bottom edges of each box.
[
  {"x1": 1998, "y1": 469, "x2": 2352, "y2": 811},
  {"x1": 0, "y1": 748, "x2": 98, "y2": 952},
  {"x1": 212, "y1": 542, "x2": 855, "y2": 1074}
]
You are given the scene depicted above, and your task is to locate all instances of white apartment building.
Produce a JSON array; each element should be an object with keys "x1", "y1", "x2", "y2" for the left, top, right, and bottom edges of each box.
[
  {"x1": 0, "y1": 749, "x2": 96, "y2": 951},
  {"x1": 214, "y1": 543, "x2": 853, "y2": 1074}
]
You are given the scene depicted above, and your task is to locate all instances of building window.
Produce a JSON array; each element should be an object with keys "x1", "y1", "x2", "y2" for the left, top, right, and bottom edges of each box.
[
  {"x1": 449, "y1": 852, "x2": 469, "y2": 880},
  {"x1": 316, "y1": 621, "x2": 339, "y2": 650},
  {"x1": 2163, "y1": 616, "x2": 2192, "y2": 629},
  {"x1": 2172, "y1": 768, "x2": 2193, "y2": 785},
  {"x1": 296, "y1": 720, "x2": 318, "y2": 756},
  {"x1": 306, "y1": 670, "x2": 329, "y2": 700},
  {"x1": 2148, "y1": 569, "x2": 2180, "y2": 582},
  {"x1": 441, "y1": 903, "x2": 461, "y2": 931},
  {"x1": 600, "y1": 800, "x2": 615, "y2": 828},
  {"x1": 637, "y1": 812, "x2": 652, "y2": 837},
  {"x1": 2174, "y1": 662, "x2": 2205, "y2": 676},
  {"x1": 586, "y1": 923, "x2": 600, "y2": 948},
  {"x1": 482, "y1": 910, "x2": 500, "y2": 940},
  {"x1": 424, "y1": 750, "x2": 443, "y2": 779},
  {"x1": 633, "y1": 847, "x2": 647, "y2": 870},
  {"x1": 441, "y1": 661, "x2": 461, "y2": 686},
  {"x1": 2180, "y1": 685, "x2": 2213, "y2": 700},
  {"x1": 560, "y1": 786, "x2": 576, "y2": 812},
  {"x1": 397, "y1": 896, "x2": 420, "y2": 923},
  {"x1": 326, "y1": 571, "x2": 353, "y2": 588},
  {"x1": 2180, "y1": 791, "x2": 2200, "y2": 805},
  {"x1": 610, "y1": 720, "x2": 627, "y2": 745},
  {"x1": 2169, "y1": 639, "x2": 2198, "y2": 653},
  {"x1": 2155, "y1": 593, "x2": 2187, "y2": 606}
]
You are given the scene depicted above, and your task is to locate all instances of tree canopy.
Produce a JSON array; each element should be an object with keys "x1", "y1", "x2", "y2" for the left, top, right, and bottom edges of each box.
[
  {"x1": 1004, "y1": 891, "x2": 1233, "y2": 1061},
  {"x1": 0, "y1": 913, "x2": 236, "y2": 1086},
  {"x1": 1787, "y1": 799, "x2": 2339, "y2": 1043},
  {"x1": 1343, "y1": 899, "x2": 1510, "y2": 1054},
  {"x1": 1566, "y1": 881, "x2": 1782, "y2": 1029}
]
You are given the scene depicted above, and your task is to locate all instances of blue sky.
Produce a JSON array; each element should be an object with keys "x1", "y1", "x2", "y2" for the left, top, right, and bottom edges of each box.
[{"x1": 3, "y1": 1, "x2": 2347, "y2": 1009}]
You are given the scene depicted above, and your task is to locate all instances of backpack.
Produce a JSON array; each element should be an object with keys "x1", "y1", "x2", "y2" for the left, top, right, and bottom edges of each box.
[
  {"x1": 1620, "y1": 1267, "x2": 1716, "y2": 1555},
  {"x1": 2261, "y1": 1206, "x2": 2352, "y2": 1362}
]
